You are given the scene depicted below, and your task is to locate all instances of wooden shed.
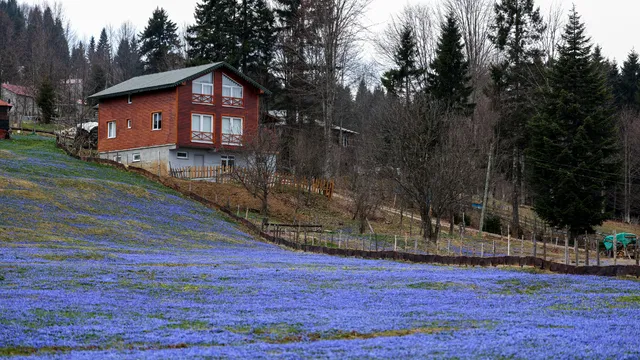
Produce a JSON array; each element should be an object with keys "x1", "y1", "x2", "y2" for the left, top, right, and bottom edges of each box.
[{"x1": 0, "y1": 99, "x2": 12, "y2": 139}]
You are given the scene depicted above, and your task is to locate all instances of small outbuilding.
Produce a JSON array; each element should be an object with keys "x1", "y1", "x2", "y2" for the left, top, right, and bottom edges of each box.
[{"x1": 0, "y1": 99, "x2": 13, "y2": 139}]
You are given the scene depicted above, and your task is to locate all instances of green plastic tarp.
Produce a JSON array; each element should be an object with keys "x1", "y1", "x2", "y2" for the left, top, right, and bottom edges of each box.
[{"x1": 602, "y1": 233, "x2": 637, "y2": 250}]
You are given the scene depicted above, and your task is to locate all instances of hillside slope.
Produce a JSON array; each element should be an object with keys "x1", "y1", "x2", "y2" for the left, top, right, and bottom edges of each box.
[{"x1": 1, "y1": 136, "x2": 639, "y2": 359}]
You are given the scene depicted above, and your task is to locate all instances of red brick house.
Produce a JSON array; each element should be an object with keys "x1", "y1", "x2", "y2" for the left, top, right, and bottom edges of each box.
[{"x1": 88, "y1": 63, "x2": 270, "y2": 175}]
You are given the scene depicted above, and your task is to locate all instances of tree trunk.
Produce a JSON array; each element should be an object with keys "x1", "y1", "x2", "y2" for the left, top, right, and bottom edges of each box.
[
  {"x1": 511, "y1": 149, "x2": 521, "y2": 237},
  {"x1": 420, "y1": 203, "x2": 432, "y2": 240}
]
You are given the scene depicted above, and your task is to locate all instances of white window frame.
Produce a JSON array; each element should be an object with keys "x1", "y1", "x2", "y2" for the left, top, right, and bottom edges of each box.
[
  {"x1": 127, "y1": 119, "x2": 132, "y2": 129},
  {"x1": 107, "y1": 121, "x2": 116, "y2": 139},
  {"x1": 132, "y1": 153, "x2": 141, "y2": 163},
  {"x1": 176, "y1": 151, "x2": 189, "y2": 160},
  {"x1": 127, "y1": 94, "x2": 132, "y2": 104},
  {"x1": 192, "y1": 73, "x2": 214, "y2": 104},
  {"x1": 221, "y1": 155, "x2": 236, "y2": 169},
  {"x1": 113, "y1": 155, "x2": 122, "y2": 163},
  {"x1": 222, "y1": 75, "x2": 243, "y2": 99},
  {"x1": 221, "y1": 116, "x2": 243, "y2": 146},
  {"x1": 191, "y1": 114, "x2": 214, "y2": 143},
  {"x1": 152, "y1": 112, "x2": 162, "y2": 131}
]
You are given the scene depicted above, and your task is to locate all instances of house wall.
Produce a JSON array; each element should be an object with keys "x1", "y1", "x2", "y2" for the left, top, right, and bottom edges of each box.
[
  {"x1": 176, "y1": 69, "x2": 260, "y2": 150},
  {"x1": 97, "y1": 88, "x2": 178, "y2": 153},
  {"x1": 1, "y1": 90, "x2": 38, "y2": 124},
  {"x1": 168, "y1": 148, "x2": 247, "y2": 169},
  {"x1": 99, "y1": 144, "x2": 176, "y2": 176}
]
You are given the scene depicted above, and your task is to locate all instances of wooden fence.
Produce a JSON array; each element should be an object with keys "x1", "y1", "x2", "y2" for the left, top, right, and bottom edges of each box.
[{"x1": 169, "y1": 165, "x2": 335, "y2": 199}]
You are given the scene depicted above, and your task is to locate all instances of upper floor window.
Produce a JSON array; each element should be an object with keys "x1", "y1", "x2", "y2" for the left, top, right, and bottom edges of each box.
[
  {"x1": 107, "y1": 121, "x2": 116, "y2": 139},
  {"x1": 222, "y1": 116, "x2": 243, "y2": 146},
  {"x1": 152, "y1": 112, "x2": 162, "y2": 130},
  {"x1": 222, "y1": 75, "x2": 244, "y2": 107},
  {"x1": 191, "y1": 114, "x2": 214, "y2": 143},
  {"x1": 192, "y1": 73, "x2": 213, "y2": 104},
  {"x1": 127, "y1": 94, "x2": 132, "y2": 104}
]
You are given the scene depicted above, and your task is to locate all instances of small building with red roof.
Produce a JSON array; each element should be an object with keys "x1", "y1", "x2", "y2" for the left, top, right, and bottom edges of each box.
[{"x1": 1, "y1": 83, "x2": 40, "y2": 124}]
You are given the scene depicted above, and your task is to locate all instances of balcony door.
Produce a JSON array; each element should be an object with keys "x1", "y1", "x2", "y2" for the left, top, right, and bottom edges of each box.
[{"x1": 192, "y1": 114, "x2": 214, "y2": 143}]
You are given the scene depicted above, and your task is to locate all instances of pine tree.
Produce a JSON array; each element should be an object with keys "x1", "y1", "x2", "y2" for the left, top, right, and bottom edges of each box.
[
  {"x1": 427, "y1": 12, "x2": 473, "y2": 113},
  {"x1": 139, "y1": 7, "x2": 181, "y2": 74},
  {"x1": 381, "y1": 24, "x2": 421, "y2": 99},
  {"x1": 37, "y1": 79, "x2": 56, "y2": 124},
  {"x1": 243, "y1": 0, "x2": 276, "y2": 82},
  {"x1": 490, "y1": 0, "x2": 545, "y2": 236},
  {"x1": 527, "y1": 7, "x2": 620, "y2": 240},
  {"x1": 187, "y1": 0, "x2": 239, "y2": 66},
  {"x1": 115, "y1": 36, "x2": 143, "y2": 82},
  {"x1": 618, "y1": 51, "x2": 640, "y2": 110},
  {"x1": 89, "y1": 28, "x2": 111, "y2": 94}
]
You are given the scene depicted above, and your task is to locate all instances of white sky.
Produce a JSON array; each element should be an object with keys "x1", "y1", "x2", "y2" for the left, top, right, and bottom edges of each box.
[{"x1": 23, "y1": 0, "x2": 639, "y2": 64}]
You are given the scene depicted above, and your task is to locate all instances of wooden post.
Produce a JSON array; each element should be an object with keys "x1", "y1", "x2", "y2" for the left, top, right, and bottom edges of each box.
[
  {"x1": 613, "y1": 230, "x2": 617, "y2": 265},
  {"x1": 575, "y1": 235, "x2": 579, "y2": 265},
  {"x1": 245, "y1": 207, "x2": 249, "y2": 220},
  {"x1": 409, "y1": 212, "x2": 413, "y2": 237},
  {"x1": 304, "y1": 229, "x2": 308, "y2": 246},
  {"x1": 635, "y1": 237, "x2": 639, "y2": 266},
  {"x1": 543, "y1": 233, "x2": 547, "y2": 261},
  {"x1": 533, "y1": 232, "x2": 537, "y2": 258},
  {"x1": 585, "y1": 232, "x2": 589, "y2": 267},
  {"x1": 493, "y1": 239, "x2": 496, "y2": 257},
  {"x1": 564, "y1": 232, "x2": 569, "y2": 265},
  {"x1": 507, "y1": 225, "x2": 511, "y2": 256},
  {"x1": 362, "y1": 237, "x2": 365, "y2": 251},
  {"x1": 447, "y1": 238, "x2": 451, "y2": 255},
  {"x1": 596, "y1": 237, "x2": 601, "y2": 266},
  {"x1": 405, "y1": 234, "x2": 408, "y2": 252},
  {"x1": 338, "y1": 230, "x2": 342, "y2": 249},
  {"x1": 414, "y1": 236, "x2": 418, "y2": 253},
  {"x1": 520, "y1": 236, "x2": 524, "y2": 257},
  {"x1": 236, "y1": 204, "x2": 240, "y2": 217},
  {"x1": 481, "y1": 243, "x2": 484, "y2": 258}
]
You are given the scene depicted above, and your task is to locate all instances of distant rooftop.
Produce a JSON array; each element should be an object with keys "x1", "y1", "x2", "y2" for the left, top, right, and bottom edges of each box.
[
  {"x1": 2, "y1": 83, "x2": 33, "y2": 98},
  {"x1": 89, "y1": 62, "x2": 271, "y2": 100}
]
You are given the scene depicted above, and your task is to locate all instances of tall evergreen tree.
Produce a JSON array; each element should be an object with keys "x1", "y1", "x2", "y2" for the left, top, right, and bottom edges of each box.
[
  {"x1": 243, "y1": 0, "x2": 276, "y2": 82},
  {"x1": 186, "y1": 0, "x2": 239, "y2": 66},
  {"x1": 381, "y1": 24, "x2": 421, "y2": 99},
  {"x1": 489, "y1": 0, "x2": 545, "y2": 236},
  {"x1": 527, "y1": 7, "x2": 620, "y2": 240},
  {"x1": 89, "y1": 28, "x2": 111, "y2": 94},
  {"x1": 427, "y1": 12, "x2": 473, "y2": 113},
  {"x1": 115, "y1": 36, "x2": 143, "y2": 82},
  {"x1": 139, "y1": 7, "x2": 181, "y2": 74},
  {"x1": 618, "y1": 51, "x2": 640, "y2": 110}
]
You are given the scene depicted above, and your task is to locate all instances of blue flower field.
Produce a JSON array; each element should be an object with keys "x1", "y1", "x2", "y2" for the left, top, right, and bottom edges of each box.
[{"x1": 1, "y1": 136, "x2": 640, "y2": 359}]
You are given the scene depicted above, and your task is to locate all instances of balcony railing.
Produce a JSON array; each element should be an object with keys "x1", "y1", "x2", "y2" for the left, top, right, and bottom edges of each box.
[
  {"x1": 192, "y1": 93, "x2": 213, "y2": 104},
  {"x1": 222, "y1": 96, "x2": 244, "y2": 107},
  {"x1": 192, "y1": 131, "x2": 214, "y2": 143},
  {"x1": 222, "y1": 133, "x2": 243, "y2": 146}
]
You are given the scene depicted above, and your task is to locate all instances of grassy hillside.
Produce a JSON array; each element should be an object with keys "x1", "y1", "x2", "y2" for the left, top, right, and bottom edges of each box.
[{"x1": 1, "y1": 136, "x2": 640, "y2": 359}]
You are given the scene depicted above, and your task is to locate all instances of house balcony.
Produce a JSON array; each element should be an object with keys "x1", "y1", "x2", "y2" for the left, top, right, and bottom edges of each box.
[
  {"x1": 192, "y1": 131, "x2": 214, "y2": 144},
  {"x1": 222, "y1": 133, "x2": 243, "y2": 146},
  {"x1": 222, "y1": 96, "x2": 244, "y2": 107},
  {"x1": 192, "y1": 93, "x2": 213, "y2": 104}
]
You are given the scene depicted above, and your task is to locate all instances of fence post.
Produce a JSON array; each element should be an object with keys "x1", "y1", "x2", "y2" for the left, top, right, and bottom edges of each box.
[
  {"x1": 575, "y1": 234, "x2": 579, "y2": 265},
  {"x1": 636, "y1": 237, "x2": 639, "y2": 266},
  {"x1": 394, "y1": 235, "x2": 398, "y2": 252},
  {"x1": 405, "y1": 234, "x2": 408, "y2": 252},
  {"x1": 493, "y1": 239, "x2": 496, "y2": 257},
  {"x1": 613, "y1": 230, "x2": 617, "y2": 265},
  {"x1": 481, "y1": 243, "x2": 484, "y2": 258},
  {"x1": 543, "y1": 233, "x2": 547, "y2": 261},
  {"x1": 596, "y1": 237, "x2": 600, "y2": 266},
  {"x1": 414, "y1": 236, "x2": 418, "y2": 253},
  {"x1": 564, "y1": 232, "x2": 569, "y2": 266},
  {"x1": 507, "y1": 225, "x2": 511, "y2": 256},
  {"x1": 533, "y1": 232, "x2": 537, "y2": 258},
  {"x1": 339, "y1": 230, "x2": 342, "y2": 249},
  {"x1": 447, "y1": 238, "x2": 451, "y2": 255},
  {"x1": 245, "y1": 207, "x2": 249, "y2": 220},
  {"x1": 585, "y1": 232, "x2": 589, "y2": 267},
  {"x1": 520, "y1": 236, "x2": 524, "y2": 257}
]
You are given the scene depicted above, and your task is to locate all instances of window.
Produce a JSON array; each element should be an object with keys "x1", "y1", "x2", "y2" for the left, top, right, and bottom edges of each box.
[
  {"x1": 107, "y1": 121, "x2": 116, "y2": 139},
  {"x1": 221, "y1": 155, "x2": 235, "y2": 169},
  {"x1": 113, "y1": 155, "x2": 122, "y2": 163},
  {"x1": 127, "y1": 94, "x2": 132, "y2": 104},
  {"x1": 176, "y1": 151, "x2": 189, "y2": 160},
  {"x1": 132, "y1": 153, "x2": 141, "y2": 162},
  {"x1": 222, "y1": 117, "x2": 243, "y2": 145},
  {"x1": 152, "y1": 112, "x2": 162, "y2": 130},
  {"x1": 191, "y1": 114, "x2": 214, "y2": 143},
  {"x1": 127, "y1": 119, "x2": 132, "y2": 129},
  {"x1": 222, "y1": 75, "x2": 244, "y2": 107},
  {"x1": 192, "y1": 73, "x2": 213, "y2": 104}
]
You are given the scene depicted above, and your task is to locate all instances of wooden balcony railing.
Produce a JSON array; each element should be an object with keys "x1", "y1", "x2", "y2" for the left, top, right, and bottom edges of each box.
[
  {"x1": 192, "y1": 93, "x2": 213, "y2": 104},
  {"x1": 222, "y1": 133, "x2": 243, "y2": 146},
  {"x1": 222, "y1": 96, "x2": 244, "y2": 107},
  {"x1": 192, "y1": 131, "x2": 214, "y2": 143}
]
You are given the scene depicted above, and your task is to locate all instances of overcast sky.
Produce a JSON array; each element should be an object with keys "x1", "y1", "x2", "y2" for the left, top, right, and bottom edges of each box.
[{"x1": 24, "y1": 0, "x2": 639, "y2": 64}]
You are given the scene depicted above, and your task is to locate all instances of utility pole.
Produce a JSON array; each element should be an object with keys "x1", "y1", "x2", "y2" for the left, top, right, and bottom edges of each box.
[{"x1": 479, "y1": 144, "x2": 494, "y2": 237}]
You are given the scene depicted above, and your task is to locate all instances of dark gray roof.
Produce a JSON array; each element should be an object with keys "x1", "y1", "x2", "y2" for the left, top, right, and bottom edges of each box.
[{"x1": 88, "y1": 62, "x2": 271, "y2": 100}]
